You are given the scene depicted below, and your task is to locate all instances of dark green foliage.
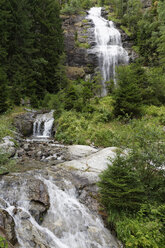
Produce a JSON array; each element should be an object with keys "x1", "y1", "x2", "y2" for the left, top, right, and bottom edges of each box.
[
  {"x1": 98, "y1": 124, "x2": 165, "y2": 247},
  {"x1": 116, "y1": 204, "x2": 165, "y2": 248},
  {"x1": 157, "y1": 0, "x2": 165, "y2": 69},
  {"x1": 0, "y1": 0, "x2": 65, "y2": 108},
  {"x1": 0, "y1": 68, "x2": 8, "y2": 113},
  {"x1": 98, "y1": 155, "x2": 145, "y2": 213},
  {"x1": 61, "y1": 0, "x2": 93, "y2": 14},
  {"x1": 113, "y1": 65, "x2": 143, "y2": 117},
  {"x1": 0, "y1": 236, "x2": 8, "y2": 248}
]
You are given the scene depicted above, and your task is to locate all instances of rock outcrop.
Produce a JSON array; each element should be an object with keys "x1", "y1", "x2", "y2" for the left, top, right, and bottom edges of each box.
[
  {"x1": 0, "y1": 136, "x2": 16, "y2": 158},
  {"x1": 62, "y1": 14, "x2": 98, "y2": 80},
  {"x1": 13, "y1": 112, "x2": 35, "y2": 137}
]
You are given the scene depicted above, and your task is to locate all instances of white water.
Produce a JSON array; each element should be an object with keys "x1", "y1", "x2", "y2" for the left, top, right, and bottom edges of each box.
[
  {"x1": 0, "y1": 175, "x2": 120, "y2": 248},
  {"x1": 33, "y1": 110, "x2": 54, "y2": 138},
  {"x1": 87, "y1": 7, "x2": 129, "y2": 96}
]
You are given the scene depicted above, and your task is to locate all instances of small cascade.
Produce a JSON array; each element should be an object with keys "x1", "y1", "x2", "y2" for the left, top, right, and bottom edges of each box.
[
  {"x1": 33, "y1": 110, "x2": 54, "y2": 138},
  {"x1": 87, "y1": 7, "x2": 129, "y2": 96},
  {"x1": 0, "y1": 173, "x2": 120, "y2": 248}
]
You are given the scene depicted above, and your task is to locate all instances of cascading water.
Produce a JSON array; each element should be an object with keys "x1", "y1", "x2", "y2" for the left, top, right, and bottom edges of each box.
[
  {"x1": 0, "y1": 173, "x2": 120, "y2": 248},
  {"x1": 87, "y1": 7, "x2": 129, "y2": 96},
  {"x1": 33, "y1": 110, "x2": 54, "y2": 138}
]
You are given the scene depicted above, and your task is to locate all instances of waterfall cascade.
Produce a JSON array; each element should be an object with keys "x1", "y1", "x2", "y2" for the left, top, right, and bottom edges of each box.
[
  {"x1": 33, "y1": 110, "x2": 54, "y2": 138},
  {"x1": 0, "y1": 174, "x2": 120, "y2": 248},
  {"x1": 87, "y1": 7, "x2": 129, "y2": 96}
]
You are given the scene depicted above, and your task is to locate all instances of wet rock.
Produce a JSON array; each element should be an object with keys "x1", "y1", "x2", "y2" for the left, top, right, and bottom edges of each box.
[
  {"x1": 14, "y1": 209, "x2": 52, "y2": 248},
  {"x1": 0, "y1": 209, "x2": 17, "y2": 245},
  {"x1": 27, "y1": 179, "x2": 50, "y2": 223},
  {"x1": 0, "y1": 198, "x2": 8, "y2": 208},
  {"x1": 13, "y1": 112, "x2": 35, "y2": 136}
]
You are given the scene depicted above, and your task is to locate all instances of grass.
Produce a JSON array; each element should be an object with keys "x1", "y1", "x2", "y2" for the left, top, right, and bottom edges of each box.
[
  {"x1": 0, "y1": 106, "x2": 26, "y2": 141},
  {"x1": 75, "y1": 40, "x2": 90, "y2": 49}
]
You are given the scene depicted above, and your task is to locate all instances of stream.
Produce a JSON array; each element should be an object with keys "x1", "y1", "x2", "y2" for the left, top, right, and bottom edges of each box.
[{"x1": 0, "y1": 6, "x2": 126, "y2": 248}]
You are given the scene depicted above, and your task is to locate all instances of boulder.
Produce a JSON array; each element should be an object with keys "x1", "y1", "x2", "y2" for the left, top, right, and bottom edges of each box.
[
  {"x1": 67, "y1": 145, "x2": 98, "y2": 160},
  {"x1": 0, "y1": 136, "x2": 16, "y2": 157},
  {"x1": 13, "y1": 112, "x2": 35, "y2": 136},
  {"x1": 0, "y1": 175, "x2": 50, "y2": 224},
  {"x1": 60, "y1": 147, "x2": 117, "y2": 174},
  {"x1": 27, "y1": 179, "x2": 50, "y2": 223},
  {"x1": 12, "y1": 209, "x2": 52, "y2": 248}
]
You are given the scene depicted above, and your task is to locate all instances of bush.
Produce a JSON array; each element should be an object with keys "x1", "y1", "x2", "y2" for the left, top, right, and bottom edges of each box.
[
  {"x1": 55, "y1": 111, "x2": 89, "y2": 144},
  {"x1": 98, "y1": 124, "x2": 165, "y2": 247},
  {"x1": 116, "y1": 205, "x2": 165, "y2": 248},
  {"x1": 0, "y1": 236, "x2": 8, "y2": 248},
  {"x1": 0, "y1": 152, "x2": 16, "y2": 174}
]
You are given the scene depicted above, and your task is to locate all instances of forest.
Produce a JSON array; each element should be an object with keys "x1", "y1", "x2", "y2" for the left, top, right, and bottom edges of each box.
[{"x1": 0, "y1": 0, "x2": 165, "y2": 247}]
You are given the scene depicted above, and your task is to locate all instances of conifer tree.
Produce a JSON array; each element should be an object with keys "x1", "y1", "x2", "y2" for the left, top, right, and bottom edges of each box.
[
  {"x1": 0, "y1": 68, "x2": 8, "y2": 113},
  {"x1": 29, "y1": 0, "x2": 64, "y2": 98},
  {"x1": 113, "y1": 65, "x2": 142, "y2": 117}
]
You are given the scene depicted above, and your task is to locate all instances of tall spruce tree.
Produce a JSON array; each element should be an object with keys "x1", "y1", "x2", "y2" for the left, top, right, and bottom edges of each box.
[
  {"x1": 0, "y1": 0, "x2": 65, "y2": 108},
  {"x1": 28, "y1": 0, "x2": 64, "y2": 99},
  {"x1": 0, "y1": 0, "x2": 11, "y2": 111},
  {"x1": 0, "y1": 68, "x2": 8, "y2": 113},
  {"x1": 113, "y1": 65, "x2": 143, "y2": 118}
]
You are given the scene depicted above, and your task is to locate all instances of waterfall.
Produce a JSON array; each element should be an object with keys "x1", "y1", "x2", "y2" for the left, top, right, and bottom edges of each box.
[
  {"x1": 0, "y1": 174, "x2": 120, "y2": 248},
  {"x1": 87, "y1": 7, "x2": 129, "y2": 96},
  {"x1": 33, "y1": 110, "x2": 54, "y2": 138}
]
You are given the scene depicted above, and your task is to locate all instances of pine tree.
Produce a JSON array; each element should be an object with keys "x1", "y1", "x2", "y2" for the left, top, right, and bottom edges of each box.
[
  {"x1": 6, "y1": 0, "x2": 35, "y2": 105},
  {"x1": 113, "y1": 65, "x2": 142, "y2": 118},
  {"x1": 29, "y1": 0, "x2": 64, "y2": 99},
  {"x1": 0, "y1": 68, "x2": 8, "y2": 113},
  {"x1": 0, "y1": 0, "x2": 11, "y2": 112}
]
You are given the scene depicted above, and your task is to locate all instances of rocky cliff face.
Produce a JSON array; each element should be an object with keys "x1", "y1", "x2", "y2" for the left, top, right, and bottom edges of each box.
[
  {"x1": 62, "y1": 13, "x2": 98, "y2": 80},
  {"x1": 62, "y1": 10, "x2": 137, "y2": 81}
]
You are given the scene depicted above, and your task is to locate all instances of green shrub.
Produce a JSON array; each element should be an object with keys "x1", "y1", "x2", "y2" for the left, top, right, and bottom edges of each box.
[
  {"x1": 98, "y1": 123, "x2": 165, "y2": 247},
  {"x1": 0, "y1": 152, "x2": 16, "y2": 174},
  {"x1": 0, "y1": 116, "x2": 14, "y2": 141},
  {"x1": 116, "y1": 205, "x2": 165, "y2": 248},
  {"x1": 0, "y1": 236, "x2": 8, "y2": 248},
  {"x1": 55, "y1": 111, "x2": 89, "y2": 144}
]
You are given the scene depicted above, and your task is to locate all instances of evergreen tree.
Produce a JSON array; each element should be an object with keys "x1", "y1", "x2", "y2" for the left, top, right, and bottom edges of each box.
[
  {"x1": 113, "y1": 65, "x2": 142, "y2": 118},
  {"x1": 0, "y1": 68, "x2": 8, "y2": 113},
  {"x1": 98, "y1": 154, "x2": 145, "y2": 213},
  {"x1": 29, "y1": 0, "x2": 64, "y2": 98}
]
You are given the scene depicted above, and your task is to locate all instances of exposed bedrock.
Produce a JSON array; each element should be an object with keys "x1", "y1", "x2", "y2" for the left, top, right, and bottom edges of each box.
[{"x1": 61, "y1": 14, "x2": 98, "y2": 80}]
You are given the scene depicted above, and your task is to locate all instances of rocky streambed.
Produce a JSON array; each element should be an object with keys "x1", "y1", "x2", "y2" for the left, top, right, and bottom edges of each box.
[{"x1": 0, "y1": 127, "x2": 121, "y2": 248}]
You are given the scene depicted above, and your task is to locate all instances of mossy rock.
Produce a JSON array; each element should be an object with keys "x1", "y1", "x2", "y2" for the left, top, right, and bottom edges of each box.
[{"x1": 66, "y1": 66, "x2": 85, "y2": 80}]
